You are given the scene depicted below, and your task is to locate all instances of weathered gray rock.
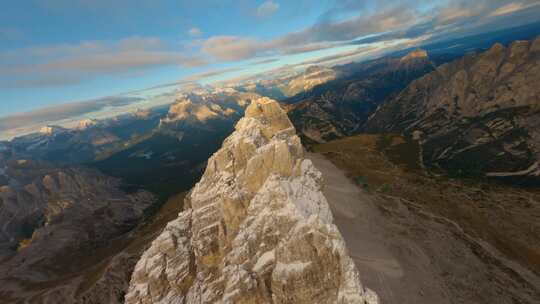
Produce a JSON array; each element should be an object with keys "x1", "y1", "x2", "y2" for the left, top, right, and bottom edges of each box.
[{"x1": 125, "y1": 97, "x2": 378, "y2": 304}]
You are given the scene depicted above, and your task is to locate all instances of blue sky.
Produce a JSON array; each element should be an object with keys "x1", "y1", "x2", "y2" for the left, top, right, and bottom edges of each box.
[{"x1": 1, "y1": 0, "x2": 540, "y2": 130}]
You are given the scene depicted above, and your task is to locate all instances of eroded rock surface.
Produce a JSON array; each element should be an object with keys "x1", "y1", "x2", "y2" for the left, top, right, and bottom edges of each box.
[{"x1": 125, "y1": 97, "x2": 378, "y2": 304}]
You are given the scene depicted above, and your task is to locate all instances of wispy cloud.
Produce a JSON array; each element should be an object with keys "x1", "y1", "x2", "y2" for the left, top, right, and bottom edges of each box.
[
  {"x1": 2, "y1": 0, "x2": 540, "y2": 92},
  {"x1": 0, "y1": 37, "x2": 206, "y2": 88},
  {"x1": 252, "y1": 58, "x2": 280, "y2": 65},
  {"x1": 199, "y1": 0, "x2": 540, "y2": 64},
  {"x1": 489, "y1": 2, "x2": 540, "y2": 17},
  {"x1": 256, "y1": 1, "x2": 280, "y2": 18},
  {"x1": 188, "y1": 27, "x2": 203, "y2": 37},
  {"x1": 200, "y1": 4, "x2": 419, "y2": 62},
  {"x1": 128, "y1": 67, "x2": 244, "y2": 93},
  {"x1": 202, "y1": 36, "x2": 261, "y2": 61},
  {"x1": 0, "y1": 96, "x2": 142, "y2": 131},
  {"x1": 294, "y1": 47, "x2": 378, "y2": 67}
]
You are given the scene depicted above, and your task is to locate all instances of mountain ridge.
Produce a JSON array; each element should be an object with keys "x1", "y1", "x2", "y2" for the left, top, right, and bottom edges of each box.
[
  {"x1": 285, "y1": 50, "x2": 441, "y2": 143},
  {"x1": 365, "y1": 36, "x2": 540, "y2": 182}
]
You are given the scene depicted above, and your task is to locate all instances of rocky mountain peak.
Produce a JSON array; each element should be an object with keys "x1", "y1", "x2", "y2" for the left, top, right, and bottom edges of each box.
[
  {"x1": 160, "y1": 91, "x2": 260, "y2": 129},
  {"x1": 160, "y1": 96, "x2": 227, "y2": 128},
  {"x1": 400, "y1": 48, "x2": 428, "y2": 61},
  {"x1": 39, "y1": 125, "x2": 66, "y2": 135},
  {"x1": 488, "y1": 42, "x2": 505, "y2": 53},
  {"x1": 125, "y1": 97, "x2": 378, "y2": 303},
  {"x1": 76, "y1": 119, "x2": 97, "y2": 130}
]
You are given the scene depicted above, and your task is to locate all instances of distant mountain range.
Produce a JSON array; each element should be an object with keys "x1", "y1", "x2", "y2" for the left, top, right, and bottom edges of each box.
[
  {"x1": 4, "y1": 108, "x2": 167, "y2": 164},
  {"x1": 284, "y1": 49, "x2": 445, "y2": 143},
  {"x1": 237, "y1": 65, "x2": 338, "y2": 100},
  {"x1": 366, "y1": 36, "x2": 540, "y2": 183}
]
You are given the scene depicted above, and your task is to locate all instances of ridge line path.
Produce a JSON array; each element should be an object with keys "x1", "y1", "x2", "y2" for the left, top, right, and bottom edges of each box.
[{"x1": 309, "y1": 152, "x2": 452, "y2": 304}]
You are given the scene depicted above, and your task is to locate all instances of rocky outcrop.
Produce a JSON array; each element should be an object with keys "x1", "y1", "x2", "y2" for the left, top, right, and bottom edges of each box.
[
  {"x1": 365, "y1": 37, "x2": 540, "y2": 182},
  {"x1": 77, "y1": 119, "x2": 98, "y2": 130},
  {"x1": 39, "y1": 125, "x2": 68, "y2": 135},
  {"x1": 125, "y1": 97, "x2": 378, "y2": 303}
]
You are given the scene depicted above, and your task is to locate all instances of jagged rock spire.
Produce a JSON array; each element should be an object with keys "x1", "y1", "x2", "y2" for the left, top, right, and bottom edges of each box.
[{"x1": 125, "y1": 97, "x2": 378, "y2": 304}]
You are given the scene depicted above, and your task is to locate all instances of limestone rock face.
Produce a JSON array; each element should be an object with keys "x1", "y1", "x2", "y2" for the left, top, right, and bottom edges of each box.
[{"x1": 125, "y1": 97, "x2": 378, "y2": 304}]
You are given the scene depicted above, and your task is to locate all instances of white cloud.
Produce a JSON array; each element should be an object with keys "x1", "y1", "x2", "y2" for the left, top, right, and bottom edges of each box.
[
  {"x1": 0, "y1": 37, "x2": 206, "y2": 88},
  {"x1": 200, "y1": 5, "x2": 419, "y2": 61},
  {"x1": 0, "y1": 96, "x2": 143, "y2": 133},
  {"x1": 4, "y1": 0, "x2": 540, "y2": 90},
  {"x1": 256, "y1": 1, "x2": 280, "y2": 18},
  {"x1": 490, "y1": 2, "x2": 525, "y2": 16},
  {"x1": 188, "y1": 27, "x2": 203, "y2": 37},
  {"x1": 202, "y1": 36, "x2": 262, "y2": 61}
]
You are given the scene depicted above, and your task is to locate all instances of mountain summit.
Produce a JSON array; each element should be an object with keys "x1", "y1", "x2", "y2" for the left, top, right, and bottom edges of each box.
[
  {"x1": 400, "y1": 49, "x2": 428, "y2": 61},
  {"x1": 125, "y1": 97, "x2": 378, "y2": 303}
]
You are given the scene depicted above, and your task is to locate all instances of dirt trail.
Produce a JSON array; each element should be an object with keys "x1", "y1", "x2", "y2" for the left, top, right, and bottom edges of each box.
[{"x1": 308, "y1": 152, "x2": 540, "y2": 304}]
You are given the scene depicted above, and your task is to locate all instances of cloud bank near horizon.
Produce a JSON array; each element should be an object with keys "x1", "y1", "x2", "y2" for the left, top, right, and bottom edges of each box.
[{"x1": 1, "y1": 1, "x2": 539, "y2": 90}]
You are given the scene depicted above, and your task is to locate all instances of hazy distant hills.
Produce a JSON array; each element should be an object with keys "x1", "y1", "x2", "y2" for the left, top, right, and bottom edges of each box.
[{"x1": 365, "y1": 36, "x2": 540, "y2": 183}]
